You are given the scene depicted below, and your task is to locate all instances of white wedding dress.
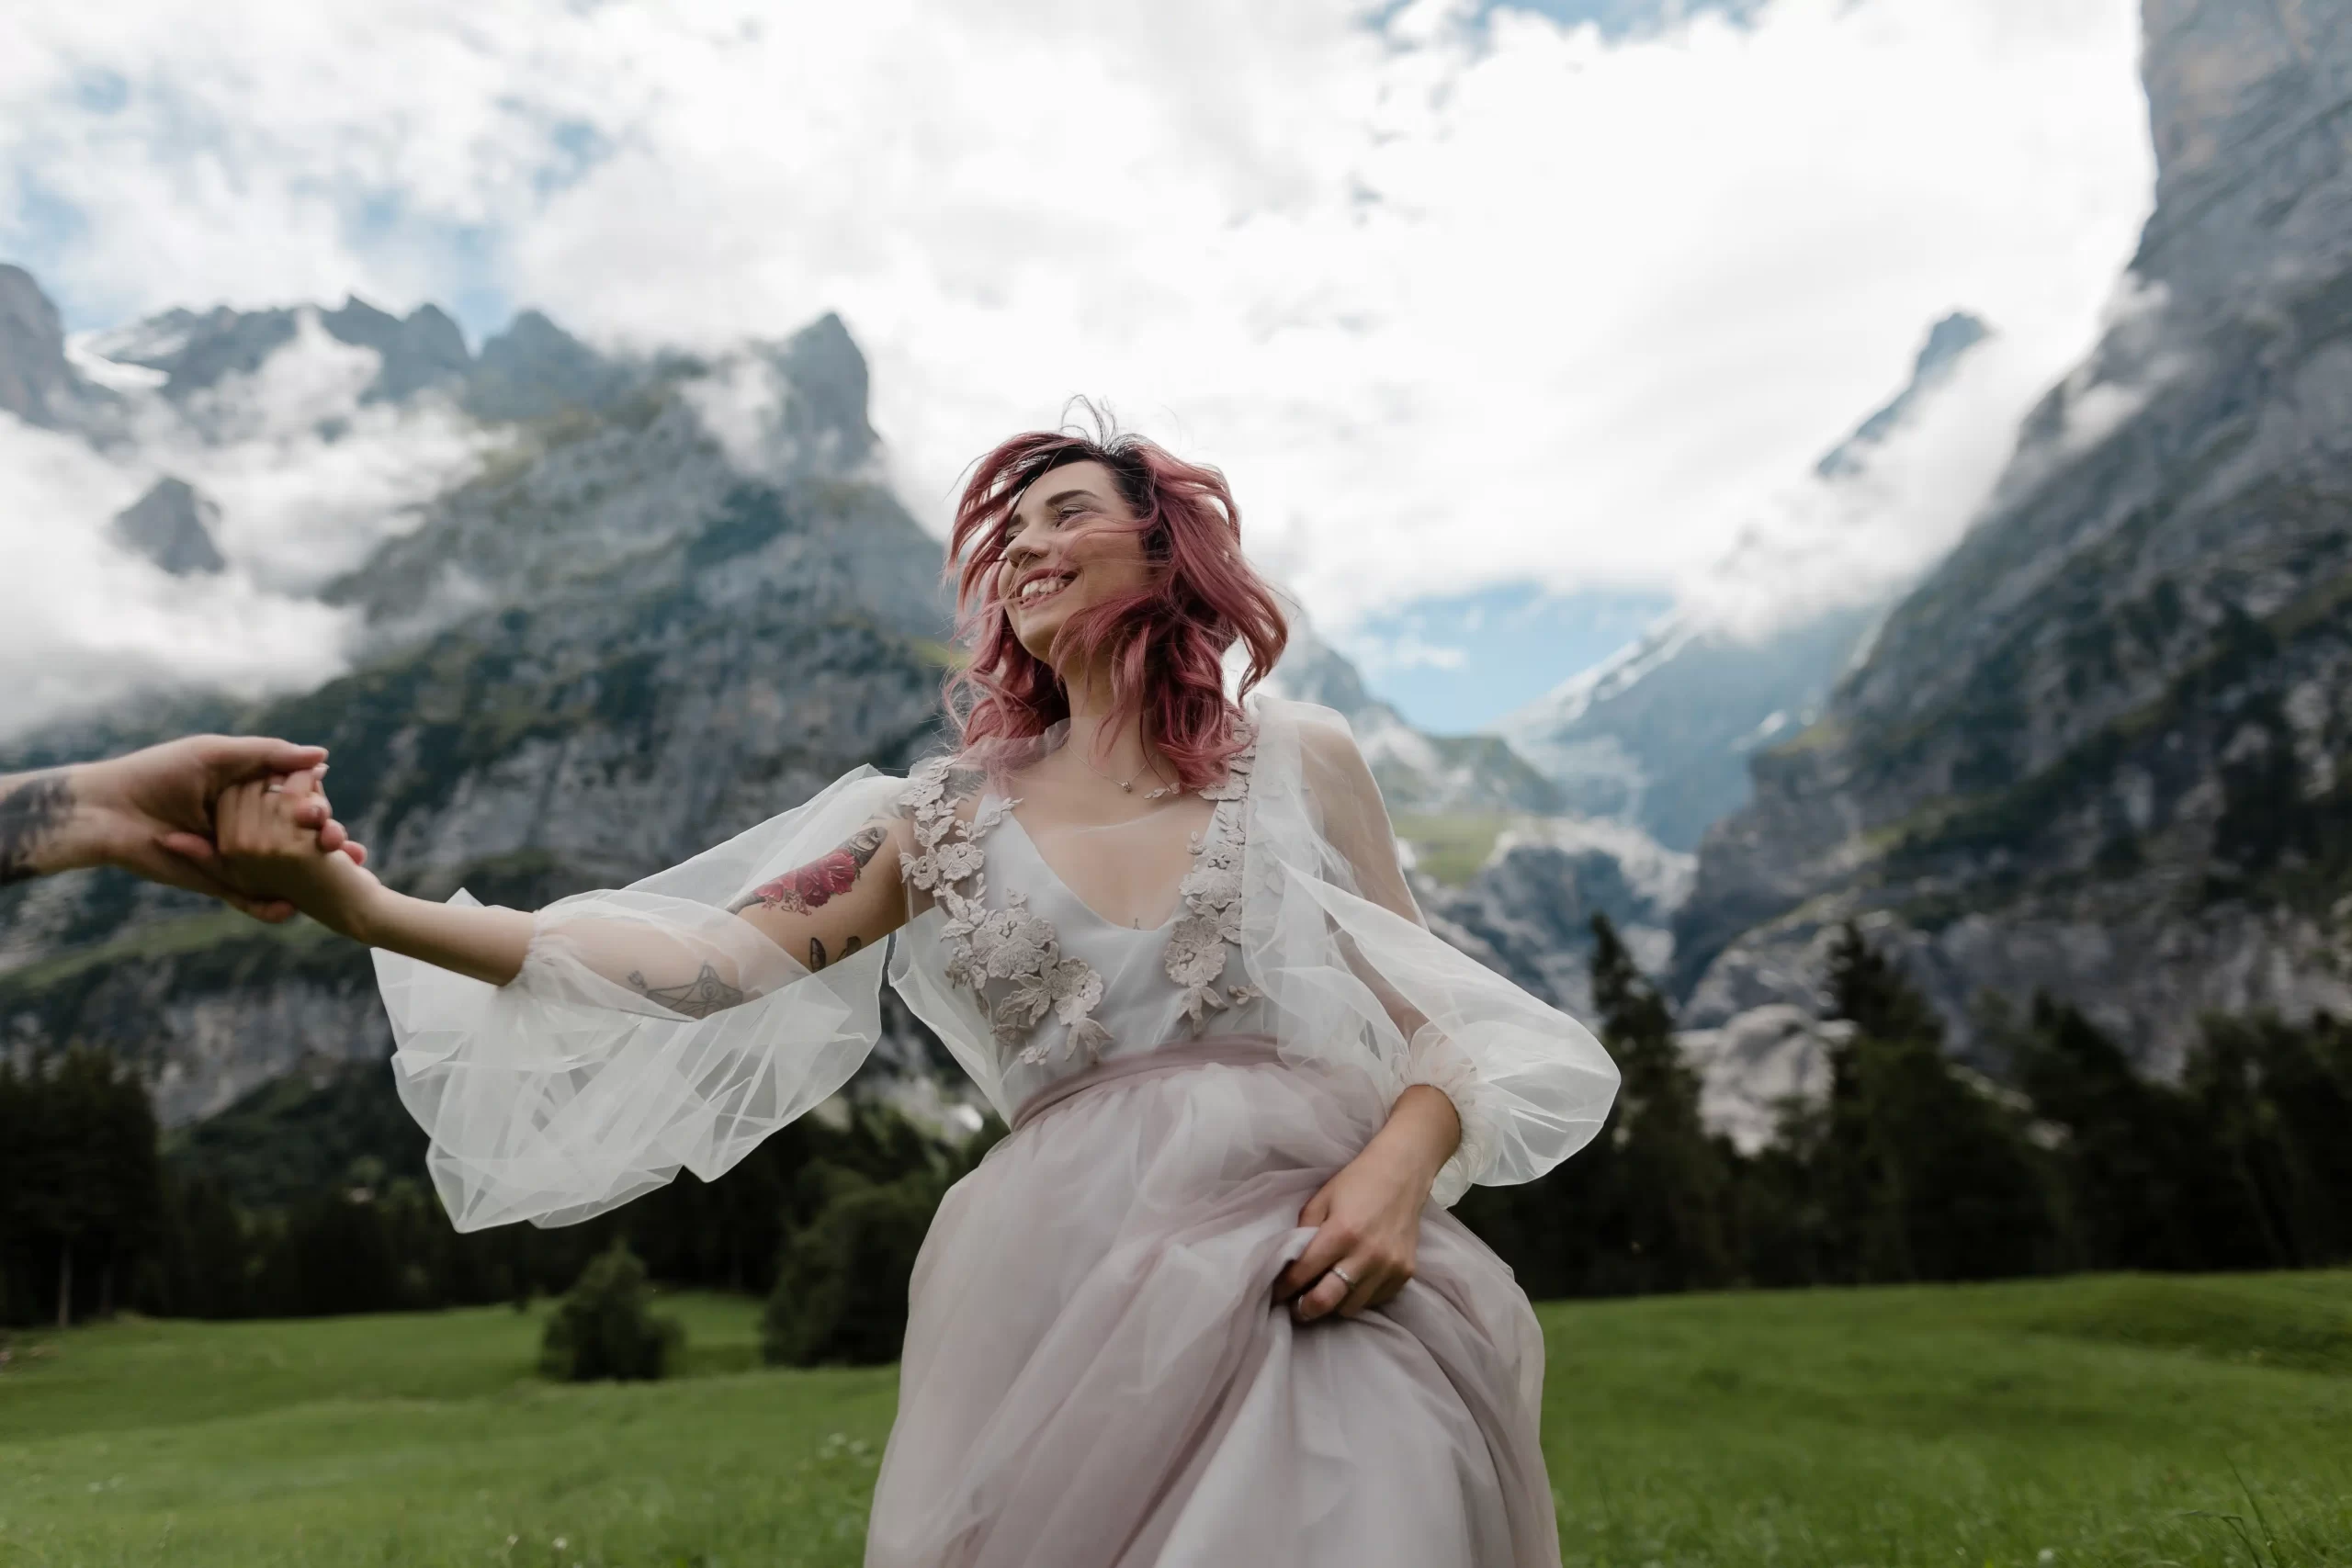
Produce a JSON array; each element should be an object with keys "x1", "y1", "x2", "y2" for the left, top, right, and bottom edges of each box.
[{"x1": 374, "y1": 696, "x2": 1620, "y2": 1567}]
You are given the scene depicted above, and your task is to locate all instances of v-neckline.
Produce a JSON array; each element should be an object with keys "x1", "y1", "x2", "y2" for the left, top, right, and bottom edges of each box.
[{"x1": 993, "y1": 804, "x2": 1188, "y2": 936}]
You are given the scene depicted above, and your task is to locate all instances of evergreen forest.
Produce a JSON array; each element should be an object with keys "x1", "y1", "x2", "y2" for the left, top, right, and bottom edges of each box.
[{"x1": 3, "y1": 920, "x2": 2346, "y2": 1348}]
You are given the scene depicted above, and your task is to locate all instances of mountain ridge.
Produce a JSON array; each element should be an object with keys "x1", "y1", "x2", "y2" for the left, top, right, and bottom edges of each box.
[
  {"x1": 1669, "y1": 0, "x2": 2352, "y2": 1071},
  {"x1": 0, "y1": 271, "x2": 956, "y2": 1122}
]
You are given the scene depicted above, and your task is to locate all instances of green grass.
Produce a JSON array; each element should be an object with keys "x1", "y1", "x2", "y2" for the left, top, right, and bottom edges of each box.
[
  {"x1": 1394, "y1": 811, "x2": 1512, "y2": 886},
  {"x1": 2, "y1": 1273, "x2": 2347, "y2": 1566}
]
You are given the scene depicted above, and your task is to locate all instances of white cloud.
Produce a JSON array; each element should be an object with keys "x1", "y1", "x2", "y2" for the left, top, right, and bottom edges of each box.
[
  {"x1": 119, "y1": 314, "x2": 502, "y2": 594},
  {"x1": 0, "y1": 315, "x2": 500, "y2": 737},
  {"x1": 4, "y1": 0, "x2": 2153, "y2": 673},
  {"x1": 1355, "y1": 633, "x2": 1472, "y2": 676},
  {"x1": 1679, "y1": 323, "x2": 2082, "y2": 638},
  {"x1": 0, "y1": 412, "x2": 357, "y2": 736}
]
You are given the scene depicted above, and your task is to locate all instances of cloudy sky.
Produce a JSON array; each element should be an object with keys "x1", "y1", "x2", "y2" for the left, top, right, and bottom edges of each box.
[{"x1": 5, "y1": 0, "x2": 2154, "y2": 730}]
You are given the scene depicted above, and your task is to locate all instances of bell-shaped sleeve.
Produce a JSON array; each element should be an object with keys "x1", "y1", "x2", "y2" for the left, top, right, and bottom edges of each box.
[
  {"x1": 374, "y1": 767, "x2": 910, "y2": 1231},
  {"x1": 1240, "y1": 698, "x2": 1621, "y2": 1207}
]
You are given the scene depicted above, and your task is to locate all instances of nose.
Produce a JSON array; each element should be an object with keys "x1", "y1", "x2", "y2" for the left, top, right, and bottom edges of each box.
[{"x1": 1003, "y1": 520, "x2": 1051, "y2": 575}]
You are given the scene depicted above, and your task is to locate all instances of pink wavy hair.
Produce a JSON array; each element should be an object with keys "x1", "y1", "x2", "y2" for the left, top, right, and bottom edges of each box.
[{"x1": 943, "y1": 414, "x2": 1288, "y2": 793}]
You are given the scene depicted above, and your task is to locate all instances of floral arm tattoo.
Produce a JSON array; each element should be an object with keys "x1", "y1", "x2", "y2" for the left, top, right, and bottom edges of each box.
[
  {"x1": 626, "y1": 963, "x2": 748, "y2": 1020},
  {"x1": 607, "y1": 826, "x2": 893, "y2": 1016},
  {"x1": 729, "y1": 824, "x2": 890, "y2": 918}
]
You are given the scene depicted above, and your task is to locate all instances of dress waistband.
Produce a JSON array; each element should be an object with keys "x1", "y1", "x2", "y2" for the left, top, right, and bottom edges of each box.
[{"x1": 1009, "y1": 1033, "x2": 1283, "y2": 1134}]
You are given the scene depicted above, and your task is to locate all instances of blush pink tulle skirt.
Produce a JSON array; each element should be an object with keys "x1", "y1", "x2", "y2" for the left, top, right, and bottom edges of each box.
[{"x1": 863, "y1": 1039, "x2": 1563, "y2": 1567}]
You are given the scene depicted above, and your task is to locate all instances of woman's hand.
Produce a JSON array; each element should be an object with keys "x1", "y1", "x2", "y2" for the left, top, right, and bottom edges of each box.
[
  {"x1": 1275, "y1": 1084, "x2": 1462, "y2": 1324},
  {"x1": 214, "y1": 773, "x2": 387, "y2": 941}
]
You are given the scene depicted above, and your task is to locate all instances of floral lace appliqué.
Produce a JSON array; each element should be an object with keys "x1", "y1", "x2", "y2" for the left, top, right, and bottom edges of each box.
[
  {"x1": 1166, "y1": 739, "x2": 1256, "y2": 1025},
  {"x1": 899, "y1": 734, "x2": 1258, "y2": 1065},
  {"x1": 898, "y1": 759, "x2": 1114, "y2": 1067}
]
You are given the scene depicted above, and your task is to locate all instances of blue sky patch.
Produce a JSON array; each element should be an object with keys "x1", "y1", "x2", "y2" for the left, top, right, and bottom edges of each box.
[
  {"x1": 1484, "y1": 0, "x2": 1768, "y2": 37},
  {"x1": 1340, "y1": 580, "x2": 1671, "y2": 733}
]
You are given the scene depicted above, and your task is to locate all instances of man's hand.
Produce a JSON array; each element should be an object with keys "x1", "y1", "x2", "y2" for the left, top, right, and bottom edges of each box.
[{"x1": 1, "y1": 735, "x2": 371, "y2": 922}]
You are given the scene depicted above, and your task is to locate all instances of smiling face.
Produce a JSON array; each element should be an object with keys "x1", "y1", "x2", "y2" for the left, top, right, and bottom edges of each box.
[{"x1": 996, "y1": 458, "x2": 1156, "y2": 668}]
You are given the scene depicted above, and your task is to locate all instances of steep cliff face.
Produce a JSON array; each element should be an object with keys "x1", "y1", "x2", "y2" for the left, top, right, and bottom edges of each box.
[
  {"x1": 0, "y1": 264, "x2": 107, "y2": 429},
  {"x1": 0, "y1": 290, "x2": 954, "y2": 1122},
  {"x1": 1676, "y1": 0, "x2": 2352, "y2": 1071}
]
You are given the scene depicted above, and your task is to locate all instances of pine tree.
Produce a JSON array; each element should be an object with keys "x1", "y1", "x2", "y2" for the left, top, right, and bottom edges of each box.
[
  {"x1": 151, "y1": 1168, "x2": 254, "y2": 1319},
  {"x1": 1815, "y1": 924, "x2": 2055, "y2": 1283},
  {"x1": 18, "y1": 1050, "x2": 145, "y2": 1326},
  {"x1": 2188, "y1": 1014, "x2": 2352, "y2": 1268},
  {"x1": 2005, "y1": 997, "x2": 2230, "y2": 1270},
  {"x1": 0, "y1": 1061, "x2": 29, "y2": 1324},
  {"x1": 1585, "y1": 913, "x2": 1735, "y2": 1292}
]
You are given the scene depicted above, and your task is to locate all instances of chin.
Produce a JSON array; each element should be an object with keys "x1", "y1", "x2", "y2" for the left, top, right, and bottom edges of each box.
[{"x1": 1012, "y1": 612, "x2": 1071, "y2": 663}]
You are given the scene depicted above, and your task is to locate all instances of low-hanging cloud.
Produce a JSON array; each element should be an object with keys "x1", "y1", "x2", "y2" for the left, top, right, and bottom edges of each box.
[
  {"x1": 6, "y1": 0, "x2": 2154, "y2": 676},
  {"x1": 1680, "y1": 321, "x2": 2101, "y2": 641},
  {"x1": 0, "y1": 414, "x2": 356, "y2": 737},
  {"x1": 0, "y1": 313, "x2": 499, "y2": 738}
]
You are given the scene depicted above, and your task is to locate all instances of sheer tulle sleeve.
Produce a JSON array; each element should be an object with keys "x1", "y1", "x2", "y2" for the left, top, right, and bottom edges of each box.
[
  {"x1": 1239, "y1": 698, "x2": 1620, "y2": 1206},
  {"x1": 374, "y1": 768, "x2": 909, "y2": 1231}
]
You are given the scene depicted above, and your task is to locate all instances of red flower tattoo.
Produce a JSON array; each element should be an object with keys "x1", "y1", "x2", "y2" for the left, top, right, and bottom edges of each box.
[{"x1": 733, "y1": 824, "x2": 888, "y2": 916}]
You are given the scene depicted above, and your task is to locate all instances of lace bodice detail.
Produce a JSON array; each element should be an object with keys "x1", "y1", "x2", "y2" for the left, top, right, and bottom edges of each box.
[{"x1": 896, "y1": 738, "x2": 1261, "y2": 1072}]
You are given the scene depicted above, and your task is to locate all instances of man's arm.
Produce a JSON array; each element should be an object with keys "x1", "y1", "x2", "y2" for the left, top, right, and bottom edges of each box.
[{"x1": 0, "y1": 736, "x2": 366, "y2": 921}]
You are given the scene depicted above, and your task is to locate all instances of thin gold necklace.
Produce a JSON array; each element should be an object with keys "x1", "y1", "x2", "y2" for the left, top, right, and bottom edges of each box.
[{"x1": 1080, "y1": 745, "x2": 1179, "y2": 801}]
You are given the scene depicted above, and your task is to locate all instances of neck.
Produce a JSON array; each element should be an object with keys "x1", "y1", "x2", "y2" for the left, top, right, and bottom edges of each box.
[{"x1": 1059, "y1": 660, "x2": 1159, "y2": 788}]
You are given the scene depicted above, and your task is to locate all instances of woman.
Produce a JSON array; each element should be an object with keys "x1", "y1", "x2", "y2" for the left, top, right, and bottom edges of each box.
[{"x1": 218, "y1": 423, "x2": 1620, "y2": 1566}]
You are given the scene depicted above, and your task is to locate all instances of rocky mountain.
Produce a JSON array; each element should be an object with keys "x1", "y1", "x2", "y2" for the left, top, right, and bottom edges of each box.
[
  {"x1": 1500, "y1": 312, "x2": 1995, "y2": 851},
  {"x1": 0, "y1": 273, "x2": 956, "y2": 1122},
  {"x1": 1268, "y1": 620, "x2": 1691, "y2": 1018},
  {"x1": 1673, "y1": 0, "x2": 2352, "y2": 1075},
  {"x1": 86, "y1": 296, "x2": 471, "y2": 412},
  {"x1": 1, "y1": 263, "x2": 109, "y2": 430},
  {"x1": 109, "y1": 478, "x2": 227, "y2": 576},
  {"x1": 1416, "y1": 815, "x2": 1692, "y2": 1021}
]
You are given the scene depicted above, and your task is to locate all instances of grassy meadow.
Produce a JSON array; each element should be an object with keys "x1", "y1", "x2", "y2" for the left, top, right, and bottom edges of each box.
[{"x1": 0, "y1": 1272, "x2": 2346, "y2": 1567}]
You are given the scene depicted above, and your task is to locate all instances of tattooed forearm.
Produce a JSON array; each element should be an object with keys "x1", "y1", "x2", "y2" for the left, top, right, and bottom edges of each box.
[
  {"x1": 0, "y1": 772, "x2": 74, "y2": 887},
  {"x1": 626, "y1": 963, "x2": 747, "y2": 1020},
  {"x1": 731, "y1": 824, "x2": 889, "y2": 916}
]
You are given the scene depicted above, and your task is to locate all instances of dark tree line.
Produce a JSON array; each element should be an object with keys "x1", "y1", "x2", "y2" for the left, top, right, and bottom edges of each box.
[
  {"x1": 0, "y1": 1046, "x2": 1000, "y2": 1333},
  {"x1": 0, "y1": 1051, "x2": 161, "y2": 1327},
  {"x1": 6, "y1": 917, "x2": 2348, "y2": 1338},
  {"x1": 1457, "y1": 918, "x2": 2352, "y2": 1296}
]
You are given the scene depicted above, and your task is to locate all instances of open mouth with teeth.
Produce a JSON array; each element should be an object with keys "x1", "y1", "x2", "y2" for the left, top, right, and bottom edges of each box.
[{"x1": 1014, "y1": 570, "x2": 1076, "y2": 610}]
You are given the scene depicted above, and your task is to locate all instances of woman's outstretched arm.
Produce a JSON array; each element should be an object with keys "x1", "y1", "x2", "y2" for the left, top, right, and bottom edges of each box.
[{"x1": 213, "y1": 780, "x2": 914, "y2": 1011}]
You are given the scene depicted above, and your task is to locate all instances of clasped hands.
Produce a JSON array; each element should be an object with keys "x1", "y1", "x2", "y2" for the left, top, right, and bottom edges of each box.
[{"x1": 68, "y1": 734, "x2": 374, "y2": 927}]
